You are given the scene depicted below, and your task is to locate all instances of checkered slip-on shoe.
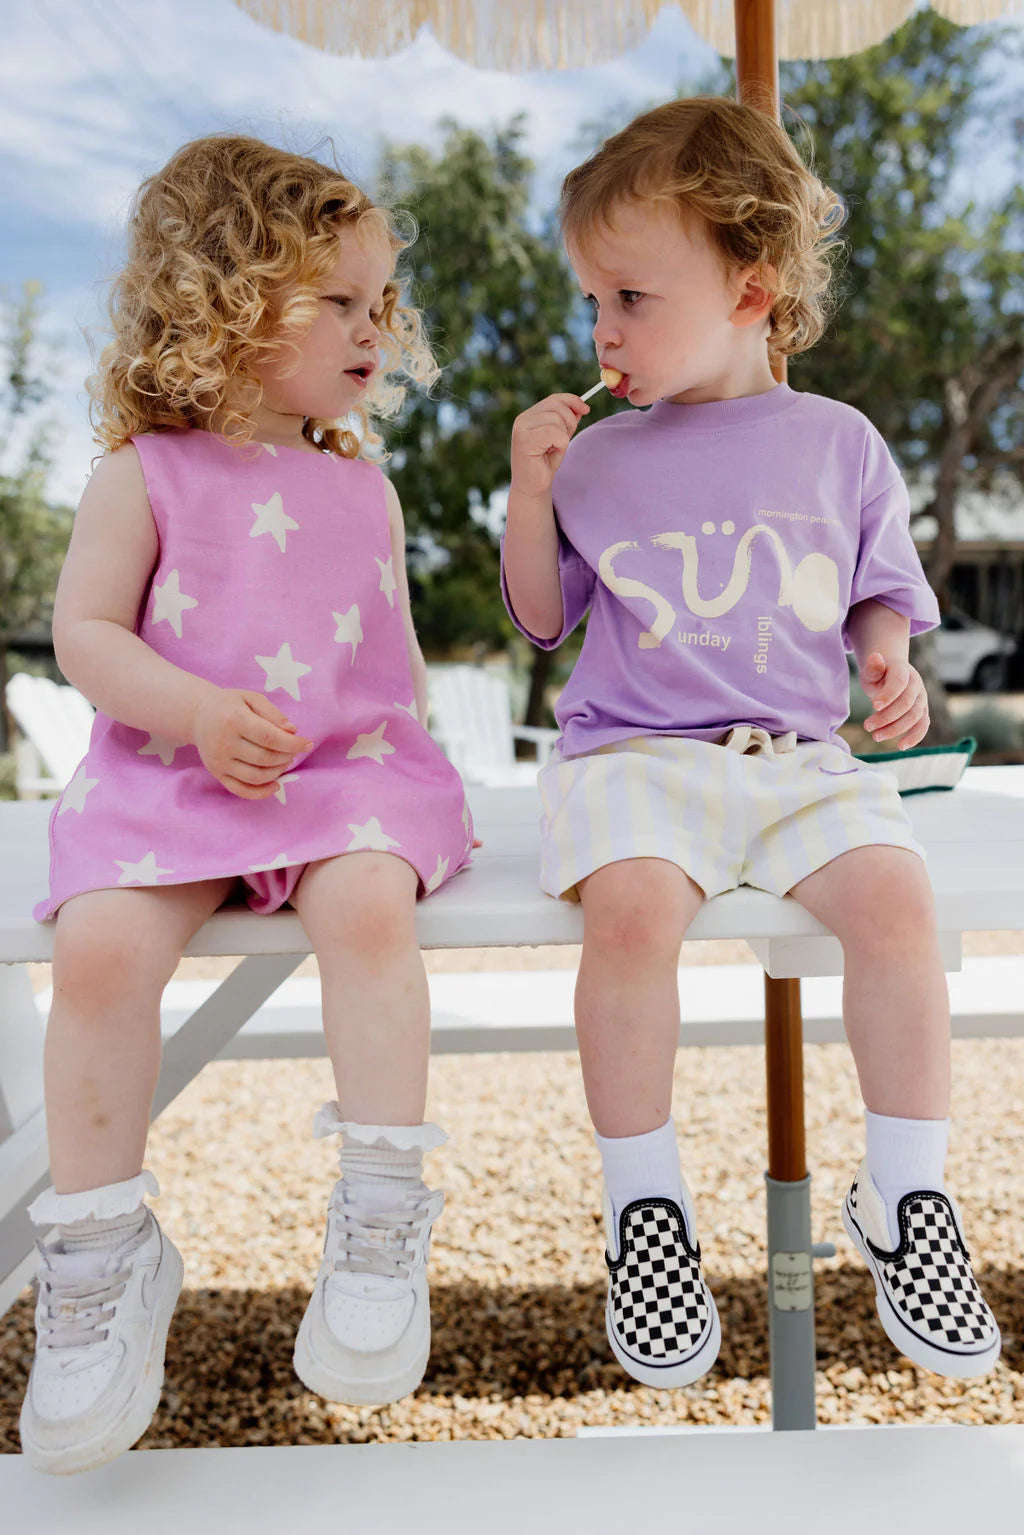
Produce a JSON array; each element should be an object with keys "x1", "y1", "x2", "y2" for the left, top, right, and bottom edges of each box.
[
  {"x1": 602, "y1": 1182, "x2": 720, "y2": 1388},
  {"x1": 842, "y1": 1159, "x2": 1000, "y2": 1379}
]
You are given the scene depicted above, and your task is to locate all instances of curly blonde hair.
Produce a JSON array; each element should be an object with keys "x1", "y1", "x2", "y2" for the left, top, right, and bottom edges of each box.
[
  {"x1": 560, "y1": 97, "x2": 845, "y2": 363},
  {"x1": 89, "y1": 134, "x2": 438, "y2": 459}
]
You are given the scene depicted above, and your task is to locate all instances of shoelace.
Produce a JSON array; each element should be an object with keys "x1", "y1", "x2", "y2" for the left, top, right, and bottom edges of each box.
[
  {"x1": 37, "y1": 1265, "x2": 129, "y2": 1351},
  {"x1": 327, "y1": 1200, "x2": 428, "y2": 1281}
]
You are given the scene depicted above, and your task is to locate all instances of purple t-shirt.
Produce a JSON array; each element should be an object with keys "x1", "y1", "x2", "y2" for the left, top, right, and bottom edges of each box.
[{"x1": 501, "y1": 384, "x2": 939, "y2": 758}]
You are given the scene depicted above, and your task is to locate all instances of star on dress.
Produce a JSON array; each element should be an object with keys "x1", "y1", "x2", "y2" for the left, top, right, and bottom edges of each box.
[
  {"x1": 332, "y1": 604, "x2": 363, "y2": 662},
  {"x1": 255, "y1": 641, "x2": 312, "y2": 702},
  {"x1": 346, "y1": 721, "x2": 395, "y2": 765},
  {"x1": 346, "y1": 817, "x2": 401, "y2": 852},
  {"x1": 58, "y1": 765, "x2": 99, "y2": 816},
  {"x1": 152, "y1": 569, "x2": 198, "y2": 638},
  {"x1": 425, "y1": 854, "x2": 449, "y2": 894},
  {"x1": 376, "y1": 555, "x2": 397, "y2": 608},
  {"x1": 272, "y1": 772, "x2": 301, "y2": 805},
  {"x1": 137, "y1": 734, "x2": 178, "y2": 767},
  {"x1": 250, "y1": 491, "x2": 299, "y2": 553},
  {"x1": 115, "y1": 851, "x2": 173, "y2": 887},
  {"x1": 248, "y1": 852, "x2": 294, "y2": 872},
  {"x1": 260, "y1": 442, "x2": 278, "y2": 456},
  {"x1": 395, "y1": 698, "x2": 418, "y2": 719}
]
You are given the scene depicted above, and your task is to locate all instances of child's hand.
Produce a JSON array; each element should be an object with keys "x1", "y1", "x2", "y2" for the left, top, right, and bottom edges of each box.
[
  {"x1": 860, "y1": 652, "x2": 929, "y2": 750},
  {"x1": 511, "y1": 394, "x2": 590, "y2": 499},
  {"x1": 193, "y1": 688, "x2": 313, "y2": 799}
]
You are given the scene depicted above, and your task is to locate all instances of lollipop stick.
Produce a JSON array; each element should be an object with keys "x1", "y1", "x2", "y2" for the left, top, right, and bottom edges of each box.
[{"x1": 580, "y1": 380, "x2": 606, "y2": 402}]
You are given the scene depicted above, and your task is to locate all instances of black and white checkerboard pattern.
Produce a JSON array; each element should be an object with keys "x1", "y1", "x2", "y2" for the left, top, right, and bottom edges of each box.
[
  {"x1": 852, "y1": 1178, "x2": 996, "y2": 1351},
  {"x1": 607, "y1": 1200, "x2": 712, "y2": 1361}
]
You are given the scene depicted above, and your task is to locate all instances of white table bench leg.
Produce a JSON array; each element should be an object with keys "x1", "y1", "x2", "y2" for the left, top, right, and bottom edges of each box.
[{"x1": 0, "y1": 965, "x2": 45, "y2": 1139}]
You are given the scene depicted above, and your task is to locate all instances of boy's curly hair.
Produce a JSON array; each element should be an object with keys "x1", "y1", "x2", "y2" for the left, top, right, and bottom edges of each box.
[
  {"x1": 89, "y1": 134, "x2": 438, "y2": 459},
  {"x1": 560, "y1": 97, "x2": 845, "y2": 363}
]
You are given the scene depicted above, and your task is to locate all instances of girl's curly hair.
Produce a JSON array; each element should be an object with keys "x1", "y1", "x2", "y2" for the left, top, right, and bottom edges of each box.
[
  {"x1": 560, "y1": 97, "x2": 845, "y2": 363},
  {"x1": 89, "y1": 134, "x2": 438, "y2": 459}
]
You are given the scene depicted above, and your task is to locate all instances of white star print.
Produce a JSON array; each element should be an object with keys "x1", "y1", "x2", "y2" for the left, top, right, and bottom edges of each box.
[
  {"x1": 395, "y1": 698, "x2": 418, "y2": 719},
  {"x1": 425, "y1": 855, "x2": 450, "y2": 894},
  {"x1": 332, "y1": 604, "x2": 363, "y2": 662},
  {"x1": 260, "y1": 442, "x2": 278, "y2": 456},
  {"x1": 346, "y1": 721, "x2": 395, "y2": 765},
  {"x1": 255, "y1": 641, "x2": 312, "y2": 702},
  {"x1": 376, "y1": 555, "x2": 397, "y2": 608},
  {"x1": 248, "y1": 852, "x2": 294, "y2": 872},
  {"x1": 137, "y1": 734, "x2": 178, "y2": 767},
  {"x1": 272, "y1": 772, "x2": 301, "y2": 805},
  {"x1": 250, "y1": 491, "x2": 299, "y2": 553},
  {"x1": 58, "y1": 765, "x2": 99, "y2": 815},
  {"x1": 462, "y1": 799, "x2": 471, "y2": 834},
  {"x1": 346, "y1": 817, "x2": 401, "y2": 852},
  {"x1": 152, "y1": 569, "x2": 198, "y2": 639},
  {"x1": 115, "y1": 851, "x2": 173, "y2": 887}
]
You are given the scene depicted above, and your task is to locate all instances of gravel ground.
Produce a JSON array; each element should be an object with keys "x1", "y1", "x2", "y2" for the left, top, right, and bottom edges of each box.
[{"x1": 2, "y1": 1016, "x2": 1022, "y2": 1449}]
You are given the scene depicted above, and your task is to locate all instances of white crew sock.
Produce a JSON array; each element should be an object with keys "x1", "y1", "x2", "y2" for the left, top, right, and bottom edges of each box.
[
  {"x1": 865, "y1": 1109, "x2": 950, "y2": 1244},
  {"x1": 594, "y1": 1118, "x2": 683, "y2": 1224}
]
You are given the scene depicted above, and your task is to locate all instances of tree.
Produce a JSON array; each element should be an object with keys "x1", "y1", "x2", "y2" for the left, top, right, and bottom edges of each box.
[
  {"x1": 380, "y1": 120, "x2": 615, "y2": 721},
  {"x1": 0, "y1": 284, "x2": 73, "y2": 751},
  {"x1": 780, "y1": 12, "x2": 1024, "y2": 738}
]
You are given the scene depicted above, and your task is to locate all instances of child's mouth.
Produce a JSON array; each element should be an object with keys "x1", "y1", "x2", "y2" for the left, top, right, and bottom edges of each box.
[
  {"x1": 609, "y1": 373, "x2": 630, "y2": 399},
  {"x1": 345, "y1": 365, "x2": 373, "y2": 387}
]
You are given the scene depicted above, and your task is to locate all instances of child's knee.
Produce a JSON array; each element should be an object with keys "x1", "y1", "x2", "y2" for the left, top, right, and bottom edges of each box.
[
  {"x1": 304, "y1": 854, "x2": 418, "y2": 958},
  {"x1": 581, "y1": 861, "x2": 693, "y2": 961},
  {"x1": 52, "y1": 904, "x2": 174, "y2": 1002}
]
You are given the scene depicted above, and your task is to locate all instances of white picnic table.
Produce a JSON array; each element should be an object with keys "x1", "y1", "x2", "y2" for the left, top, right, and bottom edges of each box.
[{"x1": 2, "y1": 766, "x2": 1024, "y2": 1435}]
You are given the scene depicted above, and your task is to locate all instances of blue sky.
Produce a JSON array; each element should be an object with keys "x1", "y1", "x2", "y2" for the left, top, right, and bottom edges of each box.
[{"x1": 1, "y1": 0, "x2": 1019, "y2": 507}]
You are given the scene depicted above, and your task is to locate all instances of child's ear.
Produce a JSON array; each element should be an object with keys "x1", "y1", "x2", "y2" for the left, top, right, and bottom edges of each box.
[{"x1": 730, "y1": 264, "x2": 776, "y2": 330}]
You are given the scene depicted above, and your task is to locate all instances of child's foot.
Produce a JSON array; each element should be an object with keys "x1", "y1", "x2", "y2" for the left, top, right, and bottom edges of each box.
[
  {"x1": 842, "y1": 1159, "x2": 1000, "y2": 1378},
  {"x1": 19, "y1": 1211, "x2": 183, "y2": 1474},
  {"x1": 602, "y1": 1182, "x2": 720, "y2": 1388},
  {"x1": 293, "y1": 1178, "x2": 444, "y2": 1406}
]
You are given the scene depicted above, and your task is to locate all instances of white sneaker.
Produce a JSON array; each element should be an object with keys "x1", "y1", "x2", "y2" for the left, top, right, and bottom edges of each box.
[
  {"x1": 19, "y1": 1211, "x2": 184, "y2": 1474},
  {"x1": 293, "y1": 1179, "x2": 444, "y2": 1406}
]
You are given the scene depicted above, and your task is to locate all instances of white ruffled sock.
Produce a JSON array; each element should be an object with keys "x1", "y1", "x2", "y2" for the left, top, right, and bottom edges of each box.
[
  {"x1": 28, "y1": 1172, "x2": 159, "y2": 1279},
  {"x1": 313, "y1": 1102, "x2": 446, "y2": 1213}
]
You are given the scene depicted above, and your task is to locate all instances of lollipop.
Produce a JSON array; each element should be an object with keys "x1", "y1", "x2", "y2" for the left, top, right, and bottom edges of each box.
[{"x1": 580, "y1": 367, "x2": 624, "y2": 402}]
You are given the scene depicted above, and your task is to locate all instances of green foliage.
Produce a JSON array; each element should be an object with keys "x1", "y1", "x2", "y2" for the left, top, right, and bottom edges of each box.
[
  {"x1": 380, "y1": 120, "x2": 615, "y2": 655},
  {"x1": 957, "y1": 703, "x2": 1022, "y2": 754},
  {"x1": 0, "y1": 285, "x2": 73, "y2": 683},
  {"x1": 781, "y1": 13, "x2": 1023, "y2": 498}
]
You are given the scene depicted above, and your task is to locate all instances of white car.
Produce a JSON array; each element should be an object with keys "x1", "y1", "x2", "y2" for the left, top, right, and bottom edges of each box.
[{"x1": 933, "y1": 609, "x2": 1017, "y2": 692}]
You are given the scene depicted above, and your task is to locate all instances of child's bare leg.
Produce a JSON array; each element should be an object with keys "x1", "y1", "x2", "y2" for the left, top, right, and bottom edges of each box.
[
  {"x1": 289, "y1": 852, "x2": 444, "y2": 1408},
  {"x1": 45, "y1": 878, "x2": 235, "y2": 1191},
  {"x1": 788, "y1": 844, "x2": 949, "y2": 1118},
  {"x1": 575, "y1": 858, "x2": 704, "y2": 1137},
  {"x1": 290, "y1": 851, "x2": 428, "y2": 1124}
]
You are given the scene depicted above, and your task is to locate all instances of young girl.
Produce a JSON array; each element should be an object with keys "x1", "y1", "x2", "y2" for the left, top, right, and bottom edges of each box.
[
  {"x1": 503, "y1": 98, "x2": 1000, "y2": 1389},
  {"x1": 21, "y1": 135, "x2": 473, "y2": 1474}
]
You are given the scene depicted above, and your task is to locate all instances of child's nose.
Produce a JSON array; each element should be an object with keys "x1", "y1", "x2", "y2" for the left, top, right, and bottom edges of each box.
[{"x1": 592, "y1": 313, "x2": 619, "y2": 349}]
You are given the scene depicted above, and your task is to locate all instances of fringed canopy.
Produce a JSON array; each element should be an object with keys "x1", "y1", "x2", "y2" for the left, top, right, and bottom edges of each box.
[{"x1": 231, "y1": 1, "x2": 1023, "y2": 67}]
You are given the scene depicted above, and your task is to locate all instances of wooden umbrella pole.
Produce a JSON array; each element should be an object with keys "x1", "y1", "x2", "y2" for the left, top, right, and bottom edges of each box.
[{"x1": 734, "y1": 0, "x2": 807, "y2": 1188}]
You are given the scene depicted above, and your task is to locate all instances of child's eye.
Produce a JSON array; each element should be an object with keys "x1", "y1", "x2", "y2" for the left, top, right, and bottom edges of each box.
[
  {"x1": 620, "y1": 289, "x2": 643, "y2": 307},
  {"x1": 584, "y1": 294, "x2": 599, "y2": 313},
  {"x1": 324, "y1": 295, "x2": 349, "y2": 309}
]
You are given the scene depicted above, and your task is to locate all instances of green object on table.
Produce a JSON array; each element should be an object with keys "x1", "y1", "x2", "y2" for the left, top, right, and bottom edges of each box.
[{"x1": 854, "y1": 736, "x2": 976, "y2": 795}]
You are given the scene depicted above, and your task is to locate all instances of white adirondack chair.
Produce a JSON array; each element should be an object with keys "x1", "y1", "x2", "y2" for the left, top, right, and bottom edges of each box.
[
  {"x1": 427, "y1": 665, "x2": 558, "y2": 787},
  {"x1": 5, "y1": 673, "x2": 95, "y2": 797}
]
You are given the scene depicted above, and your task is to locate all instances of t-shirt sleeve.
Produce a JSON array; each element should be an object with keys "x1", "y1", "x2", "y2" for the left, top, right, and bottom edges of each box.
[
  {"x1": 844, "y1": 440, "x2": 939, "y2": 651},
  {"x1": 500, "y1": 525, "x2": 596, "y2": 650}
]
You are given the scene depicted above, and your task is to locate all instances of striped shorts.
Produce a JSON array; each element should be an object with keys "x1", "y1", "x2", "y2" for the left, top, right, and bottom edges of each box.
[{"x1": 537, "y1": 727, "x2": 924, "y2": 903}]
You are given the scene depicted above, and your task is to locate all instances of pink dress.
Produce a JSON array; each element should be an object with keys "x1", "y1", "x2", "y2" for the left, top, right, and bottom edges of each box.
[{"x1": 35, "y1": 430, "x2": 473, "y2": 920}]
